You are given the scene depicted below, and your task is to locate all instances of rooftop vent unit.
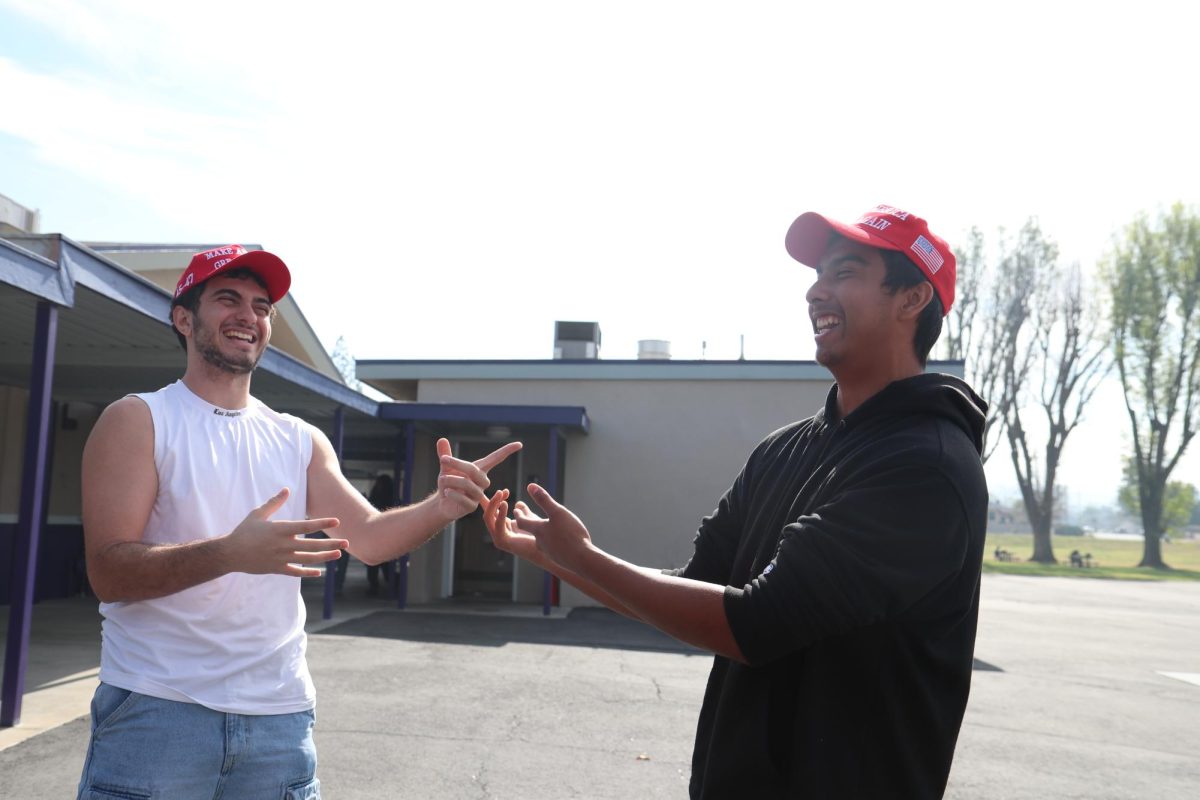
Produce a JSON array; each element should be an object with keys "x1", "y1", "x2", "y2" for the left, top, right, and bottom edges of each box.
[
  {"x1": 553, "y1": 321, "x2": 601, "y2": 360},
  {"x1": 637, "y1": 339, "x2": 671, "y2": 360}
]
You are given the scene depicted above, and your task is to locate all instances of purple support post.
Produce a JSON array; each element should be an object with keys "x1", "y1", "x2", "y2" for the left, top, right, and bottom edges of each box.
[
  {"x1": 322, "y1": 407, "x2": 345, "y2": 621},
  {"x1": 387, "y1": 432, "x2": 403, "y2": 600},
  {"x1": 1, "y1": 302, "x2": 59, "y2": 727},
  {"x1": 543, "y1": 426, "x2": 563, "y2": 616},
  {"x1": 397, "y1": 422, "x2": 415, "y2": 609}
]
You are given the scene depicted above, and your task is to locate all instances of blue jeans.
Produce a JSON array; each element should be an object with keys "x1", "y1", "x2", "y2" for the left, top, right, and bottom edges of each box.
[{"x1": 77, "y1": 682, "x2": 320, "y2": 799}]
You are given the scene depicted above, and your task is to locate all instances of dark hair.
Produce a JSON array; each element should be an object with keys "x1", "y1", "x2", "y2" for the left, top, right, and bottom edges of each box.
[
  {"x1": 169, "y1": 267, "x2": 272, "y2": 350},
  {"x1": 368, "y1": 474, "x2": 395, "y2": 509},
  {"x1": 880, "y1": 250, "x2": 944, "y2": 366}
]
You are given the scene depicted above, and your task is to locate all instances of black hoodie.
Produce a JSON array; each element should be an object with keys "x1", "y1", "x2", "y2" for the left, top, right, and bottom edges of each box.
[{"x1": 677, "y1": 373, "x2": 989, "y2": 799}]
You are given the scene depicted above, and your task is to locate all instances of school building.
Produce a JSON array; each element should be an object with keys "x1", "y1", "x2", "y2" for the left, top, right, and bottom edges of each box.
[{"x1": 0, "y1": 190, "x2": 963, "y2": 726}]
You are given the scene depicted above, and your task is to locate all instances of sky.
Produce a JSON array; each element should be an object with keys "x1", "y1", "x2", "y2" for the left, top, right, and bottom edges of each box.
[{"x1": 1, "y1": 0, "x2": 1198, "y2": 511}]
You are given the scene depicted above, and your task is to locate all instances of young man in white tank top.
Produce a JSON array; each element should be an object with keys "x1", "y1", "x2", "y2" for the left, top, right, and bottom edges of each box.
[{"x1": 77, "y1": 245, "x2": 520, "y2": 799}]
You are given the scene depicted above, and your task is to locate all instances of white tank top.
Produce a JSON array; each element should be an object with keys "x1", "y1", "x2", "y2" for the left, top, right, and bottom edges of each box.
[{"x1": 98, "y1": 380, "x2": 317, "y2": 714}]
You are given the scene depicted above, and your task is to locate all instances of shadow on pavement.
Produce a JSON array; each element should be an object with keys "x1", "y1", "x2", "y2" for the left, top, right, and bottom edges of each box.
[
  {"x1": 321, "y1": 606, "x2": 1009, "y2": 668},
  {"x1": 319, "y1": 606, "x2": 707, "y2": 655}
]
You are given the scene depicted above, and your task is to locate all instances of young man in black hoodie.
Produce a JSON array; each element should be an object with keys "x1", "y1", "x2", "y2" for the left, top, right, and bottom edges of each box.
[{"x1": 484, "y1": 204, "x2": 988, "y2": 799}]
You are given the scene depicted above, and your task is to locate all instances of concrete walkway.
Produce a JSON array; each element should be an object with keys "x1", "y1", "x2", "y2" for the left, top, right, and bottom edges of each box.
[{"x1": 2, "y1": 574, "x2": 1199, "y2": 798}]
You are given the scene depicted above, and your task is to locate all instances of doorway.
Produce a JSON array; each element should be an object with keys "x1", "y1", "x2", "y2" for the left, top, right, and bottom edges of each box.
[{"x1": 450, "y1": 440, "x2": 518, "y2": 600}]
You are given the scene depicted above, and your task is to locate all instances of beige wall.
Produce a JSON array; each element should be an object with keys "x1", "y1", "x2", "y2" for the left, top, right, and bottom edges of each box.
[
  {"x1": 0, "y1": 386, "x2": 100, "y2": 522},
  {"x1": 45, "y1": 403, "x2": 100, "y2": 519},
  {"x1": 0, "y1": 373, "x2": 833, "y2": 608},
  {"x1": 410, "y1": 377, "x2": 832, "y2": 607},
  {"x1": 0, "y1": 386, "x2": 25, "y2": 516}
]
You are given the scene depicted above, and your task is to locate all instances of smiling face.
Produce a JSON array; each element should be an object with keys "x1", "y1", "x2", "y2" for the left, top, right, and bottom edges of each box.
[
  {"x1": 805, "y1": 236, "x2": 909, "y2": 376},
  {"x1": 178, "y1": 274, "x2": 273, "y2": 375}
]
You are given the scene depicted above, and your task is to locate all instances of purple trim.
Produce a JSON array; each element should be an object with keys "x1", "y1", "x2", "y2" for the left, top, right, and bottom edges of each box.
[
  {"x1": 543, "y1": 427, "x2": 562, "y2": 617},
  {"x1": 0, "y1": 239, "x2": 68, "y2": 305},
  {"x1": 6, "y1": 236, "x2": 378, "y2": 416},
  {"x1": 323, "y1": 407, "x2": 345, "y2": 621},
  {"x1": 1, "y1": 302, "x2": 59, "y2": 727},
  {"x1": 385, "y1": 433, "x2": 402, "y2": 601},
  {"x1": 259, "y1": 348, "x2": 377, "y2": 416},
  {"x1": 398, "y1": 423, "x2": 415, "y2": 609}
]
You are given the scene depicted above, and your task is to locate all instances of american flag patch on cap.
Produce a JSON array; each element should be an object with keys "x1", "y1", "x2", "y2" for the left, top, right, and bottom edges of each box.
[{"x1": 910, "y1": 235, "x2": 944, "y2": 274}]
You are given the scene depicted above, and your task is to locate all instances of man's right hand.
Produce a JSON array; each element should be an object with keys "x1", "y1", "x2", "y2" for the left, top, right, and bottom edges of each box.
[{"x1": 223, "y1": 487, "x2": 347, "y2": 578}]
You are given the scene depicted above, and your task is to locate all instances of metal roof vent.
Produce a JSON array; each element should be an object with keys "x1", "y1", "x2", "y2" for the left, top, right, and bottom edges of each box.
[
  {"x1": 637, "y1": 339, "x2": 671, "y2": 360},
  {"x1": 554, "y1": 321, "x2": 601, "y2": 360}
]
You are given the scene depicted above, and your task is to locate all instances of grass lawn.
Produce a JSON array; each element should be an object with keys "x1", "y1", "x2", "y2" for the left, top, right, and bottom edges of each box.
[{"x1": 983, "y1": 532, "x2": 1200, "y2": 582}]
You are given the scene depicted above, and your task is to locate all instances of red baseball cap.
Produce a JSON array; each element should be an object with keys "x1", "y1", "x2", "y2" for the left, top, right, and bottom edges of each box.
[
  {"x1": 785, "y1": 204, "x2": 956, "y2": 314},
  {"x1": 173, "y1": 245, "x2": 291, "y2": 303}
]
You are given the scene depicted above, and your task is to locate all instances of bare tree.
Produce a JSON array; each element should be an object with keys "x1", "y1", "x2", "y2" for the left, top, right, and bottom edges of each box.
[
  {"x1": 947, "y1": 226, "x2": 1023, "y2": 463},
  {"x1": 985, "y1": 227, "x2": 1041, "y2": 466},
  {"x1": 331, "y1": 335, "x2": 362, "y2": 391},
  {"x1": 950, "y1": 220, "x2": 1108, "y2": 562},
  {"x1": 1005, "y1": 248, "x2": 1111, "y2": 564},
  {"x1": 945, "y1": 227, "x2": 984, "y2": 361},
  {"x1": 1104, "y1": 204, "x2": 1200, "y2": 569}
]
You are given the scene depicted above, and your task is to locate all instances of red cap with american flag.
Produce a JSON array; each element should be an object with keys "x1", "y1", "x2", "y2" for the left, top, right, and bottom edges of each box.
[{"x1": 784, "y1": 204, "x2": 956, "y2": 314}]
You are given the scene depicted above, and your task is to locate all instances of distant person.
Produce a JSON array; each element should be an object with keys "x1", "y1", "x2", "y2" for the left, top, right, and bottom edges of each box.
[
  {"x1": 332, "y1": 540, "x2": 349, "y2": 593},
  {"x1": 366, "y1": 473, "x2": 396, "y2": 597},
  {"x1": 78, "y1": 244, "x2": 520, "y2": 798},
  {"x1": 485, "y1": 205, "x2": 989, "y2": 797},
  {"x1": 1070, "y1": 549, "x2": 1083, "y2": 567},
  {"x1": 315, "y1": 528, "x2": 350, "y2": 596}
]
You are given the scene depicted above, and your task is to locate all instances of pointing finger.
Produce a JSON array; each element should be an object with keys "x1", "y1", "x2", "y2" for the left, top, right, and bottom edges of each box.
[
  {"x1": 474, "y1": 441, "x2": 523, "y2": 472},
  {"x1": 436, "y1": 438, "x2": 453, "y2": 460}
]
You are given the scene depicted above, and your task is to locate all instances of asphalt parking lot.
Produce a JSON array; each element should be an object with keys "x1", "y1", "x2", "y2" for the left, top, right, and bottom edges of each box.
[{"x1": 2, "y1": 574, "x2": 1198, "y2": 798}]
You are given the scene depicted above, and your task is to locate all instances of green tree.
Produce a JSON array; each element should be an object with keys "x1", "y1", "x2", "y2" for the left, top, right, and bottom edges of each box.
[
  {"x1": 1103, "y1": 204, "x2": 1200, "y2": 568},
  {"x1": 1117, "y1": 459, "x2": 1198, "y2": 537},
  {"x1": 1163, "y1": 486, "x2": 1196, "y2": 538}
]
